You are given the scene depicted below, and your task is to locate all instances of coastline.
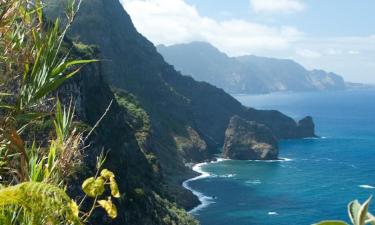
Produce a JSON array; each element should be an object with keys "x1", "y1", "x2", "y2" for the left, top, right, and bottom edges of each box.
[
  {"x1": 182, "y1": 157, "x2": 293, "y2": 214},
  {"x1": 182, "y1": 158, "x2": 228, "y2": 214}
]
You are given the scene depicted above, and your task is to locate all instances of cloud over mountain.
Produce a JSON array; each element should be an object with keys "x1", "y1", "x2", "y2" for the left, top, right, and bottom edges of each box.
[
  {"x1": 250, "y1": 0, "x2": 305, "y2": 14},
  {"x1": 122, "y1": 0, "x2": 302, "y2": 56}
]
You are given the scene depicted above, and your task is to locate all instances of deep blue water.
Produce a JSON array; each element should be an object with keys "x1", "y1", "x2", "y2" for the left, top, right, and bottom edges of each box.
[{"x1": 188, "y1": 89, "x2": 375, "y2": 225}]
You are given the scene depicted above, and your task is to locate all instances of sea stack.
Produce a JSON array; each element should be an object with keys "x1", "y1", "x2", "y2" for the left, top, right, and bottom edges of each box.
[
  {"x1": 297, "y1": 116, "x2": 317, "y2": 138},
  {"x1": 223, "y1": 116, "x2": 279, "y2": 160}
]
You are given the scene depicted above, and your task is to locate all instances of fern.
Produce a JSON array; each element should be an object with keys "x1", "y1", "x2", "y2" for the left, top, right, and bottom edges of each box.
[{"x1": 0, "y1": 182, "x2": 81, "y2": 225}]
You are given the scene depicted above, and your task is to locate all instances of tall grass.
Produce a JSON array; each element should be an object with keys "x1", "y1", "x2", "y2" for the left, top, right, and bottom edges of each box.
[{"x1": 0, "y1": 0, "x2": 120, "y2": 224}]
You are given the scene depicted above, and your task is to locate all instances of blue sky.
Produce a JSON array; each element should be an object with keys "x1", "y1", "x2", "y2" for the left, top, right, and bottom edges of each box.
[
  {"x1": 122, "y1": 0, "x2": 375, "y2": 83},
  {"x1": 185, "y1": 0, "x2": 375, "y2": 37}
]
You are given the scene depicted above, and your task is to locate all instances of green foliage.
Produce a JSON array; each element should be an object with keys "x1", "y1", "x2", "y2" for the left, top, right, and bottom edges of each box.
[
  {"x1": 0, "y1": 182, "x2": 81, "y2": 225},
  {"x1": 54, "y1": 100, "x2": 75, "y2": 142},
  {"x1": 113, "y1": 89, "x2": 151, "y2": 144},
  {"x1": 153, "y1": 193, "x2": 199, "y2": 225},
  {"x1": 315, "y1": 221, "x2": 350, "y2": 225},
  {"x1": 133, "y1": 188, "x2": 145, "y2": 198},
  {"x1": 315, "y1": 197, "x2": 375, "y2": 225},
  {"x1": 0, "y1": 0, "x2": 120, "y2": 224}
]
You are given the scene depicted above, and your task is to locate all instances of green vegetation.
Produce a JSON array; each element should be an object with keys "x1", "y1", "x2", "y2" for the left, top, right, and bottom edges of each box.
[
  {"x1": 315, "y1": 197, "x2": 375, "y2": 225},
  {"x1": 113, "y1": 89, "x2": 151, "y2": 145},
  {"x1": 0, "y1": 0, "x2": 119, "y2": 224}
]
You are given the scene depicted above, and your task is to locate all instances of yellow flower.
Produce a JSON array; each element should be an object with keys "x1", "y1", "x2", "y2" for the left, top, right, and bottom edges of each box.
[
  {"x1": 100, "y1": 169, "x2": 115, "y2": 180},
  {"x1": 82, "y1": 177, "x2": 105, "y2": 197},
  {"x1": 69, "y1": 200, "x2": 79, "y2": 218},
  {"x1": 110, "y1": 177, "x2": 120, "y2": 198},
  {"x1": 98, "y1": 198, "x2": 117, "y2": 219}
]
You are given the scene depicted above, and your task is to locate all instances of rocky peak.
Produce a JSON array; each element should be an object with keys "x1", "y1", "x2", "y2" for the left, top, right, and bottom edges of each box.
[
  {"x1": 223, "y1": 116, "x2": 279, "y2": 160},
  {"x1": 297, "y1": 116, "x2": 317, "y2": 138}
]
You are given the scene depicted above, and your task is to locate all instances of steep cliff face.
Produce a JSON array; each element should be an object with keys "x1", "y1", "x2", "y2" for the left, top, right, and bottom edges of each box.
[
  {"x1": 157, "y1": 42, "x2": 347, "y2": 94},
  {"x1": 223, "y1": 116, "x2": 279, "y2": 160},
  {"x1": 58, "y1": 44, "x2": 198, "y2": 225},
  {"x1": 46, "y1": 0, "x2": 316, "y2": 224},
  {"x1": 308, "y1": 70, "x2": 346, "y2": 90},
  {"x1": 47, "y1": 0, "x2": 314, "y2": 166},
  {"x1": 297, "y1": 116, "x2": 317, "y2": 138}
]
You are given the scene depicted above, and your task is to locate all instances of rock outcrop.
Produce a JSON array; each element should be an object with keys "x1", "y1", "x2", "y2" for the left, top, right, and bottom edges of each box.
[
  {"x1": 223, "y1": 116, "x2": 279, "y2": 160},
  {"x1": 174, "y1": 126, "x2": 209, "y2": 162},
  {"x1": 297, "y1": 116, "x2": 317, "y2": 138}
]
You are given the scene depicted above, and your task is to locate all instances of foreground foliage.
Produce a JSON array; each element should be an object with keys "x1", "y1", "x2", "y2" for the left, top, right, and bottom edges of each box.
[
  {"x1": 315, "y1": 197, "x2": 375, "y2": 225},
  {"x1": 0, "y1": 0, "x2": 120, "y2": 224}
]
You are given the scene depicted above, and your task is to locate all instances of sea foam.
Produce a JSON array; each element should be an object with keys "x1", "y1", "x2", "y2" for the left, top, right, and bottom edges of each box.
[
  {"x1": 359, "y1": 185, "x2": 375, "y2": 189},
  {"x1": 183, "y1": 159, "x2": 229, "y2": 214}
]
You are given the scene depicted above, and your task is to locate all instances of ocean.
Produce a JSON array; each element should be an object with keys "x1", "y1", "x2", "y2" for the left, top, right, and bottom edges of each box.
[{"x1": 184, "y1": 89, "x2": 375, "y2": 225}]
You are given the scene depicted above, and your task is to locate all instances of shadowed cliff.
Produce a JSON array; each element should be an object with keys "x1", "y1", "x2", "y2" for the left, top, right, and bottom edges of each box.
[{"x1": 46, "y1": 0, "x2": 316, "y2": 224}]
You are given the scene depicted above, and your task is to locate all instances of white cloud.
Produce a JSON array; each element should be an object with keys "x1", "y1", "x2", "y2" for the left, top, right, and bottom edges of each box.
[
  {"x1": 250, "y1": 0, "x2": 305, "y2": 14},
  {"x1": 348, "y1": 50, "x2": 360, "y2": 55},
  {"x1": 293, "y1": 36, "x2": 375, "y2": 83},
  {"x1": 120, "y1": 0, "x2": 375, "y2": 83},
  {"x1": 296, "y1": 49, "x2": 321, "y2": 58},
  {"x1": 325, "y1": 49, "x2": 342, "y2": 55},
  {"x1": 121, "y1": 0, "x2": 303, "y2": 56}
]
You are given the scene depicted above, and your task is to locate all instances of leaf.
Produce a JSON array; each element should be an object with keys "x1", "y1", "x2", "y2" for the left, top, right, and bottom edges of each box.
[
  {"x1": 313, "y1": 221, "x2": 349, "y2": 225},
  {"x1": 51, "y1": 59, "x2": 98, "y2": 78},
  {"x1": 349, "y1": 200, "x2": 362, "y2": 225},
  {"x1": 348, "y1": 197, "x2": 374, "y2": 225},
  {"x1": 109, "y1": 177, "x2": 120, "y2": 198},
  {"x1": 14, "y1": 112, "x2": 48, "y2": 123},
  {"x1": 82, "y1": 177, "x2": 105, "y2": 197},
  {"x1": 98, "y1": 198, "x2": 117, "y2": 219},
  {"x1": 359, "y1": 197, "x2": 372, "y2": 225}
]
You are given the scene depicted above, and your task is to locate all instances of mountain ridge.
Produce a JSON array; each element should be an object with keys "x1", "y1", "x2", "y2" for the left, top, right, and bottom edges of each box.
[{"x1": 157, "y1": 41, "x2": 347, "y2": 94}]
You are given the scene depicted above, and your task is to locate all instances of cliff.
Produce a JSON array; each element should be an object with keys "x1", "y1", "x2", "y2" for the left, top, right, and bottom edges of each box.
[
  {"x1": 58, "y1": 43, "x2": 198, "y2": 225},
  {"x1": 223, "y1": 116, "x2": 279, "y2": 160},
  {"x1": 157, "y1": 42, "x2": 347, "y2": 94},
  {"x1": 45, "y1": 0, "x2": 316, "y2": 224}
]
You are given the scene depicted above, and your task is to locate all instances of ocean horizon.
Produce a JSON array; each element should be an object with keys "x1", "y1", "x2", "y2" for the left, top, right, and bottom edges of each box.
[{"x1": 184, "y1": 89, "x2": 375, "y2": 225}]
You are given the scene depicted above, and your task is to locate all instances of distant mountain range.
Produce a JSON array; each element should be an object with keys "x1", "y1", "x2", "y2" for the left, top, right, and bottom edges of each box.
[{"x1": 157, "y1": 42, "x2": 347, "y2": 94}]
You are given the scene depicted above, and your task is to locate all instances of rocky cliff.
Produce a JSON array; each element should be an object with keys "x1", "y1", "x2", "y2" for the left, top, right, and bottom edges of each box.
[
  {"x1": 157, "y1": 42, "x2": 347, "y2": 94},
  {"x1": 58, "y1": 43, "x2": 198, "y2": 225},
  {"x1": 46, "y1": 0, "x2": 317, "y2": 224},
  {"x1": 223, "y1": 116, "x2": 279, "y2": 160}
]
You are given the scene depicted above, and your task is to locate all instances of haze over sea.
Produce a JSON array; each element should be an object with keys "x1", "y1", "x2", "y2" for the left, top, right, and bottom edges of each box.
[{"x1": 185, "y1": 89, "x2": 375, "y2": 225}]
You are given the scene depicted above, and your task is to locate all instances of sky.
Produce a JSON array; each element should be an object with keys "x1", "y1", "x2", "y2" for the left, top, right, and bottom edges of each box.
[{"x1": 121, "y1": 0, "x2": 375, "y2": 83}]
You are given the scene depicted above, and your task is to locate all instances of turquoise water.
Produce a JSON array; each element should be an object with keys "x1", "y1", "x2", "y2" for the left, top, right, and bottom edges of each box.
[{"x1": 188, "y1": 89, "x2": 375, "y2": 225}]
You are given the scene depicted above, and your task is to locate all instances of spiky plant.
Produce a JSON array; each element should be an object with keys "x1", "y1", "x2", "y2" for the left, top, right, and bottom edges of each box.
[{"x1": 0, "y1": 0, "x2": 120, "y2": 224}]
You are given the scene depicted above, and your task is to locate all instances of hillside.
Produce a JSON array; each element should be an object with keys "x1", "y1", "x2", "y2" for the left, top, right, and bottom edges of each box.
[
  {"x1": 46, "y1": 0, "x2": 316, "y2": 224},
  {"x1": 157, "y1": 42, "x2": 346, "y2": 94}
]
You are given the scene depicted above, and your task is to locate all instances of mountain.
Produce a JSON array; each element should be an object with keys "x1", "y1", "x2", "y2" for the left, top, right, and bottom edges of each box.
[
  {"x1": 46, "y1": 1, "x2": 316, "y2": 224},
  {"x1": 157, "y1": 42, "x2": 347, "y2": 94}
]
